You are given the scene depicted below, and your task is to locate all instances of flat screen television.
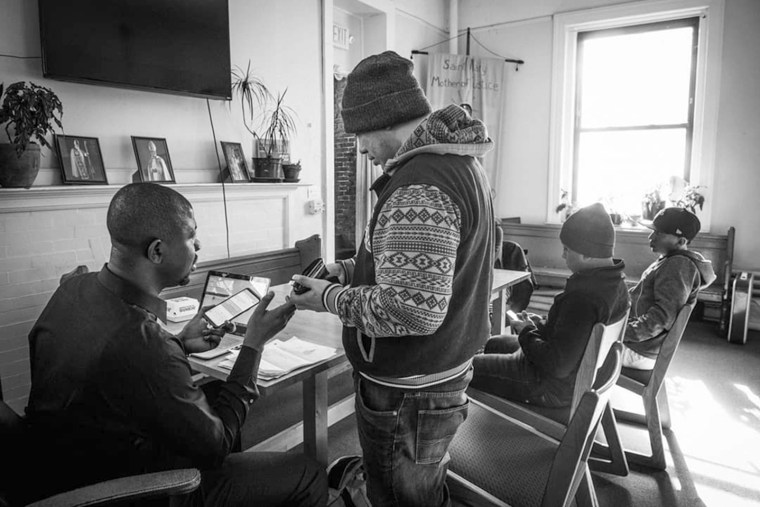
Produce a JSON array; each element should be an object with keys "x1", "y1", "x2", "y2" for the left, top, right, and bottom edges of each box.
[{"x1": 38, "y1": 0, "x2": 231, "y2": 100}]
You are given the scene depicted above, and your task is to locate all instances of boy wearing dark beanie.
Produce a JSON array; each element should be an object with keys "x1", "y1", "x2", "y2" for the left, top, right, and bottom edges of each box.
[
  {"x1": 290, "y1": 50, "x2": 495, "y2": 506},
  {"x1": 471, "y1": 203, "x2": 630, "y2": 408}
]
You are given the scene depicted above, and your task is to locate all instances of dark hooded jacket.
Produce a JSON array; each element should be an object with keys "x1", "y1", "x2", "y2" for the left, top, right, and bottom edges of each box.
[{"x1": 625, "y1": 249, "x2": 716, "y2": 358}]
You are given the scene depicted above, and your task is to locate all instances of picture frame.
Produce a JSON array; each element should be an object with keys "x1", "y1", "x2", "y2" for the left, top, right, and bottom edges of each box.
[
  {"x1": 220, "y1": 141, "x2": 250, "y2": 182},
  {"x1": 131, "y1": 136, "x2": 175, "y2": 183},
  {"x1": 54, "y1": 135, "x2": 108, "y2": 185}
]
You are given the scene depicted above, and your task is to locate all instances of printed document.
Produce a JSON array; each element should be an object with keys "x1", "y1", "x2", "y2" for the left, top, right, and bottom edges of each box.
[{"x1": 219, "y1": 336, "x2": 336, "y2": 379}]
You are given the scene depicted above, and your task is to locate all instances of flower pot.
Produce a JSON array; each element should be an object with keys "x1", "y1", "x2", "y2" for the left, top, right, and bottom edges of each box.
[
  {"x1": 641, "y1": 201, "x2": 665, "y2": 221},
  {"x1": 0, "y1": 143, "x2": 40, "y2": 188},
  {"x1": 251, "y1": 157, "x2": 283, "y2": 182},
  {"x1": 282, "y1": 163, "x2": 301, "y2": 182}
]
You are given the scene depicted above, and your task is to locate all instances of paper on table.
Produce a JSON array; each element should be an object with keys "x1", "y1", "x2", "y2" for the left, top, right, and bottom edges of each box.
[{"x1": 218, "y1": 336, "x2": 336, "y2": 380}]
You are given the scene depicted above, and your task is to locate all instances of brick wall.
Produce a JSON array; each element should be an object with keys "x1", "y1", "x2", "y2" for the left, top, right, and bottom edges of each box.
[{"x1": 334, "y1": 78, "x2": 356, "y2": 256}]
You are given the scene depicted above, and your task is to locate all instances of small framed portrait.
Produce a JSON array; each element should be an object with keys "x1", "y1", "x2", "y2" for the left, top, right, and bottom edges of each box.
[
  {"x1": 54, "y1": 135, "x2": 108, "y2": 185},
  {"x1": 220, "y1": 141, "x2": 250, "y2": 182},
  {"x1": 131, "y1": 136, "x2": 175, "y2": 183}
]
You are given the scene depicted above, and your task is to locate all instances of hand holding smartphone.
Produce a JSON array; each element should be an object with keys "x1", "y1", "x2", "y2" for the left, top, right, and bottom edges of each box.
[
  {"x1": 292, "y1": 258, "x2": 339, "y2": 294},
  {"x1": 203, "y1": 288, "x2": 261, "y2": 328}
]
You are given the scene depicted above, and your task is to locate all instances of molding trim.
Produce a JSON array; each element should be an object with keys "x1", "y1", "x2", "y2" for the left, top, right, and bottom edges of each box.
[{"x1": 0, "y1": 183, "x2": 308, "y2": 214}]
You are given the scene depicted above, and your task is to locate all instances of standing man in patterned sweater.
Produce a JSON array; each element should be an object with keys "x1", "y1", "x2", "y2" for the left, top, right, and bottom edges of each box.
[{"x1": 290, "y1": 50, "x2": 495, "y2": 506}]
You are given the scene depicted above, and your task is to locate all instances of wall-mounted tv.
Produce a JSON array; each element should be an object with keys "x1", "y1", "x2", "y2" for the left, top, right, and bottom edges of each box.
[{"x1": 39, "y1": 0, "x2": 231, "y2": 100}]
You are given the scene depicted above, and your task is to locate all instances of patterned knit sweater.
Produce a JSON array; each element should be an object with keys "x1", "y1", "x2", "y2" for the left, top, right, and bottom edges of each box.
[{"x1": 324, "y1": 105, "x2": 495, "y2": 383}]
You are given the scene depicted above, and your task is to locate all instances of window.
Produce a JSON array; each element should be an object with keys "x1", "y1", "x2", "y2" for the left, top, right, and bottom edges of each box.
[
  {"x1": 574, "y1": 19, "x2": 698, "y2": 216},
  {"x1": 548, "y1": 0, "x2": 724, "y2": 229}
]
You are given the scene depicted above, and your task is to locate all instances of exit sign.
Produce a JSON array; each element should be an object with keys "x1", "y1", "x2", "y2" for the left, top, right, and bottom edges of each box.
[{"x1": 333, "y1": 23, "x2": 349, "y2": 49}]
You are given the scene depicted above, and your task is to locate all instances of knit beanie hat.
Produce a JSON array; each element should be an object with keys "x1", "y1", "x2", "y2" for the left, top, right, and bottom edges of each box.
[
  {"x1": 559, "y1": 203, "x2": 615, "y2": 258},
  {"x1": 341, "y1": 51, "x2": 432, "y2": 134}
]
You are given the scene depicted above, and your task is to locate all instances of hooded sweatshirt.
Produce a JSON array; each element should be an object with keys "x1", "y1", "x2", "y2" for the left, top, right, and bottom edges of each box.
[
  {"x1": 625, "y1": 249, "x2": 716, "y2": 358},
  {"x1": 323, "y1": 105, "x2": 495, "y2": 386}
]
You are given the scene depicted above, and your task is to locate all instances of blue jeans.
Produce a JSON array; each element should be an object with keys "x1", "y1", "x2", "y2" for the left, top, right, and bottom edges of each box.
[
  {"x1": 353, "y1": 368, "x2": 471, "y2": 507},
  {"x1": 471, "y1": 335, "x2": 569, "y2": 407}
]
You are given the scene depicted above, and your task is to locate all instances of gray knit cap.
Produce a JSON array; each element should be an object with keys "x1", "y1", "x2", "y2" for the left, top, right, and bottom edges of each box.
[
  {"x1": 560, "y1": 203, "x2": 616, "y2": 258},
  {"x1": 341, "y1": 51, "x2": 432, "y2": 134}
]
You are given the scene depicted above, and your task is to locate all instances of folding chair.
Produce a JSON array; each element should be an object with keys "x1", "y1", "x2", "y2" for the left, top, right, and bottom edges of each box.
[
  {"x1": 468, "y1": 312, "x2": 631, "y2": 478},
  {"x1": 613, "y1": 302, "x2": 696, "y2": 470},
  {"x1": 448, "y1": 343, "x2": 625, "y2": 507}
]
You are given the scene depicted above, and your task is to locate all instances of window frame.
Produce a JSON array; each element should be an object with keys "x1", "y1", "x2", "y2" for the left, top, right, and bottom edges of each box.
[{"x1": 547, "y1": 0, "x2": 724, "y2": 231}]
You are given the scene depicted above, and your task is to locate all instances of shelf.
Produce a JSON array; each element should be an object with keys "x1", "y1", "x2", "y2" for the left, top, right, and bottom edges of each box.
[{"x1": 0, "y1": 182, "x2": 310, "y2": 213}]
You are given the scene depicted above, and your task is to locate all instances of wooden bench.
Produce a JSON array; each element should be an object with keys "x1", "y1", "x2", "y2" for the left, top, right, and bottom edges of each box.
[{"x1": 501, "y1": 222, "x2": 736, "y2": 330}]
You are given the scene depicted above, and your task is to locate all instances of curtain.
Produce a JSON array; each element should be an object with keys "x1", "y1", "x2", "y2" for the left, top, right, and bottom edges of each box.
[{"x1": 421, "y1": 53, "x2": 506, "y2": 197}]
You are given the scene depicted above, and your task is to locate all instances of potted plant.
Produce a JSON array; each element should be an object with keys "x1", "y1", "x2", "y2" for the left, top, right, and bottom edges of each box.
[
  {"x1": 282, "y1": 159, "x2": 302, "y2": 182},
  {"x1": 676, "y1": 183, "x2": 706, "y2": 214},
  {"x1": 231, "y1": 61, "x2": 270, "y2": 179},
  {"x1": 555, "y1": 189, "x2": 575, "y2": 222},
  {"x1": 0, "y1": 81, "x2": 63, "y2": 188},
  {"x1": 641, "y1": 186, "x2": 666, "y2": 220},
  {"x1": 251, "y1": 89, "x2": 297, "y2": 181}
]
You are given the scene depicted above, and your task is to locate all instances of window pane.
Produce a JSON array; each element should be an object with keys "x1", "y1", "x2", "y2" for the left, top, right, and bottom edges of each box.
[
  {"x1": 580, "y1": 26, "x2": 694, "y2": 128},
  {"x1": 576, "y1": 129, "x2": 686, "y2": 216}
]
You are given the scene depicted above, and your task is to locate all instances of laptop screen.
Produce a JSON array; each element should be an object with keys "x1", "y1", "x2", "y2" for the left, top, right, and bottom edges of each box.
[{"x1": 200, "y1": 271, "x2": 270, "y2": 334}]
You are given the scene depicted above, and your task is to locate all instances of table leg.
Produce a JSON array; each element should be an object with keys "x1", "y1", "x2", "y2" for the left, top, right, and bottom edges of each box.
[
  {"x1": 303, "y1": 369, "x2": 329, "y2": 466},
  {"x1": 492, "y1": 289, "x2": 506, "y2": 335}
]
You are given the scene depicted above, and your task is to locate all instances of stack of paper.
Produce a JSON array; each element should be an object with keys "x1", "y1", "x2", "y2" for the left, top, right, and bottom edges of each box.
[{"x1": 218, "y1": 337, "x2": 336, "y2": 380}]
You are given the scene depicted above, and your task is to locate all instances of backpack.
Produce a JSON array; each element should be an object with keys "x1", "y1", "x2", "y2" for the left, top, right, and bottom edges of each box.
[{"x1": 327, "y1": 455, "x2": 371, "y2": 507}]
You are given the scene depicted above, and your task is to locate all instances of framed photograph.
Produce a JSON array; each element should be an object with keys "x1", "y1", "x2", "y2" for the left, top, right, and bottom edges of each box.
[
  {"x1": 131, "y1": 136, "x2": 175, "y2": 183},
  {"x1": 220, "y1": 141, "x2": 250, "y2": 182},
  {"x1": 54, "y1": 135, "x2": 108, "y2": 185}
]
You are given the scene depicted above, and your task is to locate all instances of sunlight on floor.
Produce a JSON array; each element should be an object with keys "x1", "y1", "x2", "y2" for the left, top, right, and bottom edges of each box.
[{"x1": 668, "y1": 376, "x2": 760, "y2": 504}]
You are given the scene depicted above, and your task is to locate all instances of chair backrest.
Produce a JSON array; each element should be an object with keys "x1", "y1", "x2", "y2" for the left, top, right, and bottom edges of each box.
[
  {"x1": 542, "y1": 342, "x2": 624, "y2": 507},
  {"x1": 569, "y1": 310, "x2": 629, "y2": 418},
  {"x1": 295, "y1": 234, "x2": 322, "y2": 272},
  {"x1": 637, "y1": 302, "x2": 695, "y2": 393}
]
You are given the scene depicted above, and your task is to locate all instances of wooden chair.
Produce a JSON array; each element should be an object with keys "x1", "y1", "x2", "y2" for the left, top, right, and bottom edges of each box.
[
  {"x1": 0, "y1": 376, "x2": 200, "y2": 507},
  {"x1": 448, "y1": 343, "x2": 625, "y2": 507},
  {"x1": 469, "y1": 312, "x2": 631, "y2": 478},
  {"x1": 612, "y1": 302, "x2": 696, "y2": 470}
]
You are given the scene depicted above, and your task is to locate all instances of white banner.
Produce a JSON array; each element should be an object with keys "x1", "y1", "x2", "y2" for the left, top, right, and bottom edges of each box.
[{"x1": 423, "y1": 53, "x2": 506, "y2": 190}]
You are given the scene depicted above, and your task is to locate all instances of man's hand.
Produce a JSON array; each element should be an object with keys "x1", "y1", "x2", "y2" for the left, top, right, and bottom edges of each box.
[
  {"x1": 325, "y1": 262, "x2": 345, "y2": 285},
  {"x1": 288, "y1": 275, "x2": 333, "y2": 313},
  {"x1": 177, "y1": 312, "x2": 232, "y2": 354},
  {"x1": 510, "y1": 311, "x2": 543, "y2": 334},
  {"x1": 243, "y1": 291, "x2": 296, "y2": 352}
]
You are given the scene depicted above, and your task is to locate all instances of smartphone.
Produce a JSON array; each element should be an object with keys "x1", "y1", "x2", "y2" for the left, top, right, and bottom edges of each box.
[
  {"x1": 506, "y1": 310, "x2": 520, "y2": 321},
  {"x1": 292, "y1": 258, "x2": 328, "y2": 295},
  {"x1": 203, "y1": 288, "x2": 261, "y2": 328}
]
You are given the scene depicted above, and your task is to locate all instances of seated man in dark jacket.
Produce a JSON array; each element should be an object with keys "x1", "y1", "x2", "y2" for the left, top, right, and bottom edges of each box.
[
  {"x1": 624, "y1": 207, "x2": 716, "y2": 369},
  {"x1": 25, "y1": 183, "x2": 326, "y2": 506},
  {"x1": 472, "y1": 203, "x2": 630, "y2": 407}
]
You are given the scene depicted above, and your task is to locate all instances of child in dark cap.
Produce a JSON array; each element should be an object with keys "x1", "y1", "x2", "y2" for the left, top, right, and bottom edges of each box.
[
  {"x1": 624, "y1": 207, "x2": 716, "y2": 369},
  {"x1": 472, "y1": 203, "x2": 631, "y2": 407}
]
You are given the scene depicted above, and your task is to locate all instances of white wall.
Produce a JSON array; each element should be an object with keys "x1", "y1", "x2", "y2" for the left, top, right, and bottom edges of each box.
[
  {"x1": 459, "y1": 0, "x2": 760, "y2": 269},
  {"x1": 0, "y1": 0, "x2": 327, "y2": 409}
]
